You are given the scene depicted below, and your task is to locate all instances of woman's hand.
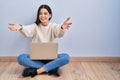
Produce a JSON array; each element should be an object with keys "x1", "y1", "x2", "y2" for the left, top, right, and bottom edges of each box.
[
  {"x1": 8, "y1": 24, "x2": 22, "y2": 32},
  {"x1": 61, "y1": 17, "x2": 72, "y2": 30}
]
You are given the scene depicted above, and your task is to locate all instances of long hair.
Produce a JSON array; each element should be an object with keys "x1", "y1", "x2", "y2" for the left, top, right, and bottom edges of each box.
[{"x1": 35, "y1": 4, "x2": 52, "y2": 25}]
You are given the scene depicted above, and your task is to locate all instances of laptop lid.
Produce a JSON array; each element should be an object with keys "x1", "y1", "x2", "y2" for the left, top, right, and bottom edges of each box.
[{"x1": 30, "y1": 42, "x2": 58, "y2": 60}]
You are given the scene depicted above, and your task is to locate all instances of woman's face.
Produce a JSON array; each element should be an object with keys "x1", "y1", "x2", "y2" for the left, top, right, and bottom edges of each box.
[{"x1": 39, "y1": 8, "x2": 51, "y2": 25}]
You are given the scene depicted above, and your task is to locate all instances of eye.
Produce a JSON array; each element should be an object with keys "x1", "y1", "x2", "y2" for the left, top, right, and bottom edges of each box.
[
  {"x1": 44, "y1": 12, "x2": 48, "y2": 15},
  {"x1": 39, "y1": 12, "x2": 42, "y2": 15}
]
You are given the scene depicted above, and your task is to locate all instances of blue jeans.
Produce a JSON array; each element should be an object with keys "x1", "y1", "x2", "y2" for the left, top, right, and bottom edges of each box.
[{"x1": 18, "y1": 53, "x2": 70, "y2": 72}]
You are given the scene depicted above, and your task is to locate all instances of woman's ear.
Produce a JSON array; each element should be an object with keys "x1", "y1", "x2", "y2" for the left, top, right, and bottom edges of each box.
[{"x1": 49, "y1": 14, "x2": 52, "y2": 20}]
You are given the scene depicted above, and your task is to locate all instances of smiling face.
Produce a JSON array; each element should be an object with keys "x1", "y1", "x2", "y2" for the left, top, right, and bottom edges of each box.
[
  {"x1": 35, "y1": 5, "x2": 52, "y2": 26},
  {"x1": 39, "y1": 8, "x2": 52, "y2": 26}
]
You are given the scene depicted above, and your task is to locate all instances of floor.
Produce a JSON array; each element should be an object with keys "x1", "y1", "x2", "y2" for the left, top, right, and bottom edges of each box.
[{"x1": 0, "y1": 61, "x2": 120, "y2": 80}]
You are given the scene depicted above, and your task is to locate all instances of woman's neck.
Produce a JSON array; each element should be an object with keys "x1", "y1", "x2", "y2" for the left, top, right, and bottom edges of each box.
[{"x1": 41, "y1": 22, "x2": 49, "y2": 26}]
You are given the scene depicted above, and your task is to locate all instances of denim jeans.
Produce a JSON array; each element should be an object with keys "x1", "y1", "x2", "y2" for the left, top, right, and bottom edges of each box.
[{"x1": 18, "y1": 53, "x2": 70, "y2": 72}]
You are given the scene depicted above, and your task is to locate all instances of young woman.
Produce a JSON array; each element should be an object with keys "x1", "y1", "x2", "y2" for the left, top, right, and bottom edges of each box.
[{"x1": 9, "y1": 4, "x2": 72, "y2": 77}]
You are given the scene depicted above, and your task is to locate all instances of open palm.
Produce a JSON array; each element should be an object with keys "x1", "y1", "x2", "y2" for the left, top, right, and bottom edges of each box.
[
  {"x1": 62, "y1": 17, "x2": 72, "y2": 29},
  {"x1": 9, "y1": 24, "x2": 21, "y2": 31}
]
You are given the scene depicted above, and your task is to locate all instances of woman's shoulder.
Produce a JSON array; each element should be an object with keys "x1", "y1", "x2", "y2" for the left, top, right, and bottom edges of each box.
[
  {"x1": 30, "y1": 23, "x2": 38, "y2": 27},
  {"x1": 49, "y1": 22, "x2": 60, "y2": 27},
  {"x1": 23, "y1": 23, "x2": 37, "y2": 27},
  {"x1": 22, "y1": 23, "x2": 38, "y2": 30}
]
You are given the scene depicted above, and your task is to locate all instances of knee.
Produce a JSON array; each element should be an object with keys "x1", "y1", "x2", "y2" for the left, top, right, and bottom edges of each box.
[
  {"x1": 61, "y1": 53, "x2": 70, "y2": 64},
  {"x1": 17, "y1": 54, "x2": 28, "y2": 65}
]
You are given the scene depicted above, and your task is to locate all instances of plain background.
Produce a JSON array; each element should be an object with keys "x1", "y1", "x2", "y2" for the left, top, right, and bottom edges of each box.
[{"x1": 0, "y1": 0, "x2": 120, "y2": 57}]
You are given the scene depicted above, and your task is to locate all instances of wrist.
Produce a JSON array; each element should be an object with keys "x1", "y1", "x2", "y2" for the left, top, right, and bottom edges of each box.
[
  {"x1": 19, "y1": 24, "x2": 23, "y2": 31},
  {"x1": 61, "y1": 26, "x2": 63, "y2": 30},
  {"x1": 61, "y1": 25, "x2": 65, "y2": 30}
]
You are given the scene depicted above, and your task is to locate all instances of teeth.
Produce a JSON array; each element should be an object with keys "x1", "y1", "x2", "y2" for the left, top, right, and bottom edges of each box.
[{"x1": 41, "y1": 19, "x2": 45, "y2": 20}]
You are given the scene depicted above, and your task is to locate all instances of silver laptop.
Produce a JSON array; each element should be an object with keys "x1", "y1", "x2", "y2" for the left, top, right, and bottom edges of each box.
[{"x1": 30, "y1": 42, "x2": 58, "y2": 60}]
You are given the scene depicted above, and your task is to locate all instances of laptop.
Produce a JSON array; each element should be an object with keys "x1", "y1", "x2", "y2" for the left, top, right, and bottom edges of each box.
[{"x1": 30, "y1": 42, "x2": 58, "y2": 60}]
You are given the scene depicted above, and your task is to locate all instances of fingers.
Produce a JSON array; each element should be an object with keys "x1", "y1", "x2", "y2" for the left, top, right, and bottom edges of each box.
[
  {"x1": 9, "y1": 24, "x2": 14, "y2": 31},
  {"x1": 9, "y1": 23, "x2": 15, "y2": 26},
  {"x1": 8, "y1": 23, "x2": 20, "y2": 31},
  {"x1": 68, "y1": 22, "x2": 72, "y2": 25},
  {"x1": 66, "y1": 22, "x2": 72, "y2": 29},
  {"x1": 8, "y1": 26, "x2": 13, "y2": 30},
  {"x1": 8, "y1": 26, "x2": 16, "y2": 31},
  {"x1": 62, "y1": 17, "x2": 72, "y2": 30},
  {"x1": 65, "y1": 17, "x2": 70, "y2": 22},
  {"x1": 67, "y1": 26, "x2": 70, "y2": 29},
  {"x1": 64, "y1": 17, "x2": 72, "y2": 25},
  {"x1": 65, "y1": 17, "x2": 72, "y2": 27}
]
